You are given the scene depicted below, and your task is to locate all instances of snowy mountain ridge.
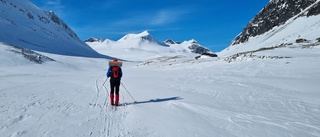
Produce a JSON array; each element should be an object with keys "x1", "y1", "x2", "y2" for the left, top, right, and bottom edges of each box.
[
  {"x1": 115, "y1": 31, "x2": 169, "y2": 48},
  {"x1": 86, "y1": 31, "x2": 212, "y2": 61},
  {"x1": 117, "y1": 30, "x2": 159, "y2": 44},
  {"x1": 221, "y1": 0, "x2": 320, "y2": 60},
  {"x1": 230, "y1": 0, "x2": 319, "y2": 46},
  {"x1": 0, "y1": 0, "x2": 104, "y2": 57}
]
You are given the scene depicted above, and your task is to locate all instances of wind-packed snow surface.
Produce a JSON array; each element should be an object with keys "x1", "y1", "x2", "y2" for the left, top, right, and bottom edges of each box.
[{"x1": 1, "y1": 41, "x2": 320, "y2": 137}]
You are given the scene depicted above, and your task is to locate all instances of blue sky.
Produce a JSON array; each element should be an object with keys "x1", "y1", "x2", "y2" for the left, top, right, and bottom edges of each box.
[{"x1": 29, "y1": 0, "x2": 269, "y2": 52}]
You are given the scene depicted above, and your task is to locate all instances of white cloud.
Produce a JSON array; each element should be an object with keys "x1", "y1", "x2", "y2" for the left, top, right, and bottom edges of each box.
[
  {"x1": 40, "y1": 0, "x2": 66, "y2": 18},
  {"x1": 150, "y1": 9, "x2": 189, "y2": 25},
  {"x1": 150, "y1": 10, "x2": 175, "y2": 25},
  {"x1": 107, "y1": 8, "x2": 191, "y2": 28},
  {"x1": 44, "y1": 0, "x2": 64, "y2": 12},
  {"x1": 46, "y1": 0, "x2": 61, "y2": 6}
]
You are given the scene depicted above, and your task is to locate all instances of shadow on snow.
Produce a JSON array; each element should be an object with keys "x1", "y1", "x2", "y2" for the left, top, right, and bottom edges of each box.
[{"x1": 124, "y1": 96, "x2": 183, "y2": 106}]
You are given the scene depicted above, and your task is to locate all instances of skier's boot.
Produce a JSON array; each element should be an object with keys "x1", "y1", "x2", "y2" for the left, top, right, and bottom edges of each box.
[
  {"x1": 115, "y1": 94, "x2": 119, "y2": 106},
  {"x1": 110, "y1": 94, "x2": 115, "y2": 105}
]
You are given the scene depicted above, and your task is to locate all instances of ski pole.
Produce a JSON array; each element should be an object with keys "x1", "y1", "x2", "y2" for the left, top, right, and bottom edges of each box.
[
  {"x1": 95, "y1": 76, "x2": 108, "y2": 94},
  {"x1": 120, "y1": 82, "x2": 136, "y2": 102},
  {"x1": 100, "y1": 77, "x2": 108, "y2": 91}
]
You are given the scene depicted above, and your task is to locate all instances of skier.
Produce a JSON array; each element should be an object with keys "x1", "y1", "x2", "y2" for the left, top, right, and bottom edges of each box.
[{"x1": 106, "y1": 59, "x2": 123, "y2": 106}]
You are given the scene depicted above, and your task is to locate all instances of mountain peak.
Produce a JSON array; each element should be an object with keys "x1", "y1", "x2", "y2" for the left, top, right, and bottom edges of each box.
[
  {"x1": 117, "y1": 30, "x2": 157, "y2": 43},
  {"x1": 138, "y1": 30, "x2": 150, "y2": 37},
  {"x1": 164, "y1": 39, "x2": 177, "y2": 44},
  {"x1": 188, "y1": 39, "x2": 198, "y2": 44}
]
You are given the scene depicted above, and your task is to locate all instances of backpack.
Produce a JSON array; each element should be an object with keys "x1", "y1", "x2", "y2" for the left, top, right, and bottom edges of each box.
[{"x1": 111, "y1": 66, "x2": 120, "y2": 79}]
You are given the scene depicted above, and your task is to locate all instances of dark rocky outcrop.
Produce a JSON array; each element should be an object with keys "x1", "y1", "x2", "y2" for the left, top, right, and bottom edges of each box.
[{"x1": 84, "y1": 38, "x2": 102, "y2": 43}]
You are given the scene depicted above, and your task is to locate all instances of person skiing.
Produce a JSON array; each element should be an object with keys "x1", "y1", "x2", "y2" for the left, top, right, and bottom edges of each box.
[{"x1": 106, "y1": 59, "x2": 123, "y2": 106}]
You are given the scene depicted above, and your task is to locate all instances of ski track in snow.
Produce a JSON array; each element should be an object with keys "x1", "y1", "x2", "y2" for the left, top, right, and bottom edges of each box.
[
  {"x1": 0, "y1": 66, "x2": 132, "y2": 137},
  {"x1": 88, "y1": 77, "x2": 131, "y2": 137}
]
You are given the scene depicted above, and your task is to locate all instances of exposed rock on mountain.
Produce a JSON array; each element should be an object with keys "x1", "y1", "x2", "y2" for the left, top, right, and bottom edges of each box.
[
  {"x1": 164, "y1": 39, "x2": 177, "y2": 45},
  {"x1": 231, "y1": 0, "x2": 317, "y2": 46},
  {"x1": 84, "y1": 38, "x2": 102, "y2": 43},
  {"x1": 186, "y1": 39, "x2": 210, "y2": 54}
]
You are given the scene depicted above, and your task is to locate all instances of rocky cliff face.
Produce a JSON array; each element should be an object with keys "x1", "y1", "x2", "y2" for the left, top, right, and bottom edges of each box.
[
  {"x1": 230, "y1": 0, "x2": 317, "y2": 46},
  {"x1": 306, "y1": 1, "x2": 320, "y2": 16}
]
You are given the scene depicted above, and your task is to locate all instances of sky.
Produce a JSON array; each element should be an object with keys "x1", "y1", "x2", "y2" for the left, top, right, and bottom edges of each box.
[{"x1": 29, "y1": 0, "x2": 269, "y2": 52}]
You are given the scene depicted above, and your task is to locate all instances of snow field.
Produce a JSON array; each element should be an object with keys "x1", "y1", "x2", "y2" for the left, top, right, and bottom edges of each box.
[
  {"x1": 1, "y1": 43, "x2": 320, "y2": 136},
  {"x1": 124, "y1": 54, "x2": 320, "y2": 136}
]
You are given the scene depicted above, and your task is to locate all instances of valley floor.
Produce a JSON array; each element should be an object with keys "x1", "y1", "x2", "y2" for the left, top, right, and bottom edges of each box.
[{"x1": 1, "y1": 49, "x2": 320, "y2": 137}]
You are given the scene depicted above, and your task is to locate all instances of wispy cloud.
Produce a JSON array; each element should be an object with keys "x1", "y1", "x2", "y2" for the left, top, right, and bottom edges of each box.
[
  {"x1": 107, "y1": 8, "x2": 192, "y2": 28},
  {"x1": 45, "y1": 0, "x2": 62, "y2": 7},
  {"x1": 98, "y1": 0, "x2": 123, "y2": 11},
  {"x1": 150, "y1": 9, "x2": 190, "y2": 25},
  {"x1": 42, "y1": 0, "x2": 64, "y2": 15}
]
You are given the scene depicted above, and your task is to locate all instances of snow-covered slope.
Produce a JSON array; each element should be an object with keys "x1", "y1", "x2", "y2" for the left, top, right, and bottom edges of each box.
[
  {"x1": 220, "y1": 0, "x2": 320, "y2": 58},
  {"x1": 86, "y1": 31, "x2": 211, "y2": 61},
  {"x1": 117, "y1": 30, "x2": 163, "y2": 46},
  {"x1": 231, "y1": 0, "x2": 317, "y2": 45},
  {"x1": 0, "y1": 42, "x2": 55, "y2": 66},
  {"x1": 165, "y1": 39, "x2": 211, "y2": 54},
  {"x1": 0, "y1": 0, "x2": 104, "y2": 57},
  {"x1": 1, "y1": 41, "x2": 320, "y2": 136}
]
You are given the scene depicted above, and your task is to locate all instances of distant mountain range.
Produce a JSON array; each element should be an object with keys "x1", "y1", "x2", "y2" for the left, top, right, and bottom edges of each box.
[
  {"x1": 85, "y1": 30, "x2": 212, "y2": 55},
  {"x1": 1, "y1": 0, "x2": 319, "y2": 61}
]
